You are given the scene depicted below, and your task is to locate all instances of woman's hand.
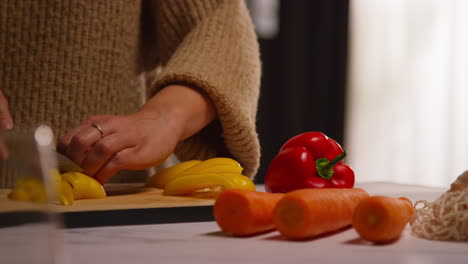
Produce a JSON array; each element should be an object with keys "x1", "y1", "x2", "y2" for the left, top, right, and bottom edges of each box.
[
  {"x1": 57, "y1": 113, "x2": 181, "y2": 184},
  {"x1": 0, "y1": 90, "x2": 13, "y2": 131},
  {"x1": 58, "y1": 85, "x2": 216, "y2": 184}
]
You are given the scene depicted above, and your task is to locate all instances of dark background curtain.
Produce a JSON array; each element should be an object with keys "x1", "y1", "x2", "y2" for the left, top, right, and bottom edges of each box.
[{"x1": 252, "y1": 0, "x2": 349, "y2": 183}]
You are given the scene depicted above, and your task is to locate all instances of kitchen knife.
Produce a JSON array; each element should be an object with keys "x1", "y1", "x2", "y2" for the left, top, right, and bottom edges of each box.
[
  {"x1": 55, "y1": 151, "x2": 83, "y2": 173},
  {"x1": 1, "y1": 129, "x2": 82, "y2": 173}
]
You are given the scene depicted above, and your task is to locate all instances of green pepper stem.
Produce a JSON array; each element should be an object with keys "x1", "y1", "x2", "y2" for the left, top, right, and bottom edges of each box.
[
  {"x1": 322, "y1": 152, "x2": 346, "y2": 171},
  {"x1": 316, "y1": 152, "x2": 347, "y2": 180}
]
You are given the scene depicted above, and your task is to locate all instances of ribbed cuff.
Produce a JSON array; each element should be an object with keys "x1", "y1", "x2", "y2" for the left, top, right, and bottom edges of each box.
[{"x1": 151, "y1": 73, "x2": 260, "y2": 178}]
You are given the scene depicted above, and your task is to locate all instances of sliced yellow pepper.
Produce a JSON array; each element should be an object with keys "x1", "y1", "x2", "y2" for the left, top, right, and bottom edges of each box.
[
  {"x1": 163, "y1": 173, "x2": 256, "y2": 197},
  {"x1": 61, "y1": 172, "x2": 106, "y2": 199},
  {"x1": 56, "y1": 180, "x2": 74, "y2": 206},
  {"x1": 147, "y1": 160, "x2": 202, "y2": 189},
  {"x1": 7, "y1": 172, "x2": 74, "y2": 205},
  {"x1": 53, "y1": 169, "x2": 74, "y2": 206},
  {"x1": 8, "y1": 171, "x2": 105, "y2": 206},
  {"x1": 8, "y1": 177, "x2": 48, "y2": 203},
  {"x1": 147, "y1": 158, "x2": 244, "y2": 189},
  {"x1": 177, "y1": 158, "x2": 243, "y2": 176}
]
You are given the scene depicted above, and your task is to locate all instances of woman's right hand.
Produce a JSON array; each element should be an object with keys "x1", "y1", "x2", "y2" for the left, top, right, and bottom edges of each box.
[{"x1": 0, "y1": 90, "x2": 13, "y2": 131}]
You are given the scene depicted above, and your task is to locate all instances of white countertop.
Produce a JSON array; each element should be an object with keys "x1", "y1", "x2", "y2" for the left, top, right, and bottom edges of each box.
[{"x1": 2, "y1": 183, "x2": 467, "y2": 264}]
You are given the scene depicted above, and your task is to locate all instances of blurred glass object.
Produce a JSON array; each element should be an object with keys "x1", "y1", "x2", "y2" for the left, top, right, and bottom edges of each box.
[
  {"x1": 0, "y1": 125, "x2": 64, "y2": 264},
  {"x1": 247, "y1": 0, "x2": 280, "y2": 39}
]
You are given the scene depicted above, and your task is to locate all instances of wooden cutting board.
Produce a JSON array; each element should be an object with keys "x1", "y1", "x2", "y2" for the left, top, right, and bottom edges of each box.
[{"x1": 0, "y1": 184, "x2": 215, "y2": 228}]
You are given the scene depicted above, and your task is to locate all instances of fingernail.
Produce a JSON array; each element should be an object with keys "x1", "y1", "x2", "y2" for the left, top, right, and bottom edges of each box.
[{"x1": 0, "y1": 120, "x2": 12, "y2": 130}]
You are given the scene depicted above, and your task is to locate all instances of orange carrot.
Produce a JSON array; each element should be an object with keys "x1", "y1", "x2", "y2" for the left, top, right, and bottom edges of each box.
[
  {"x1": 352, "y1": 196, "x2": 415, "y2": 243},
  {"x1": 273, "y1": 188, "x2": 369, "y2": 240},
  {"x1": 213, "y1": 189, "x2": 285, "y2": 236}
]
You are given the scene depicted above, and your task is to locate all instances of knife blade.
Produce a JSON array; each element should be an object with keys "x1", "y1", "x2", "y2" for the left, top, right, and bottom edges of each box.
[{"x1": 56, "y1": 151, "x2": 83, "y2": 173}]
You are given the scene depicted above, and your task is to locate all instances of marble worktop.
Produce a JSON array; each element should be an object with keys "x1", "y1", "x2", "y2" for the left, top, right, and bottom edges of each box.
[{"x1": 2, "y1": 183, "x2": 467, "y2": 264}]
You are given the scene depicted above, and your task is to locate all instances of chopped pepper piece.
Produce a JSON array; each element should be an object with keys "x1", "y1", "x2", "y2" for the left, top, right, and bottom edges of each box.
[
  {"x1": 147, "y1": 158, "x2": 243, "y2": 189},
  {"x1": 61, "y1": 172, "x2": 106, "y2": 199},
  {"x1": 8, "y1": 177, "x2": 48, "y2": 203},
  {"x1": 147, "y1": 160, "x2": 202, "y2": 188},
  {"x1": 8, "y1": 171, "x2": 105, "y2": 205},
  {"x1": 8, "y1": 171, "x2": 75, "y2": 205},
  {"x1": 163, "y1": 173, "x2": 256, "y2": 197}
]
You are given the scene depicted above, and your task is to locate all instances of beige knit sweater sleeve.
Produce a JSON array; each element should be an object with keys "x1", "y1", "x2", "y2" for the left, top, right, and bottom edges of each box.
[{"x1": 146, "y1": 0, "x2": 261, "y2": 178}]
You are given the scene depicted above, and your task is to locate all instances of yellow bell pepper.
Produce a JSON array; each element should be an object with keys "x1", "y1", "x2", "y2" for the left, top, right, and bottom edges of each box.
[
  {"x1": 147, "y1": 160, "x2": 201, "y2": 189},
  {"x1": 8, "y1": 177, "x2": 48, "y2": 203},
  {"x1": 53, "y1": 169, "x2": 74, "y2": 205},
  {"x1": 163, "y1": 173, "x2": 256, "y2": 197},
  {"x1": 7, "y1": 171, "x2": 75, "y2": 205},
  {"x1": 147, "y1": 158, "x2": 244, "y2": 189},
  {"x1": 61, "y1": 172, "x2": 106, "y2": 199},
  {"x1": 177, "y1": 158, "x2": 243, "y2": 176},
  {"x1": 8, "y1": 171, "x2": 105, "y2": 206}
]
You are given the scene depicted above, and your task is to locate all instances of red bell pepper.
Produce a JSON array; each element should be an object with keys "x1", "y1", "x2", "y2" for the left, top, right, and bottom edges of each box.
[{"x1": 265, "y1": 132, "x2": 355, "y2": 193}]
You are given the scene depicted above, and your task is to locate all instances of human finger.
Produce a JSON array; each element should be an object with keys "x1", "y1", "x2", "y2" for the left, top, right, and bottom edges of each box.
[
  {"x1": 81, "y1": 132, "x2": 137, "y2": 177},
  {"x1": 0, "y1": 90, "x2": 13, "y2": 131},
  {"x1": 93, "y1": 148, "x2": 140, "y2": 185},
  {"x1": 65, "y1": 126, "x2": 103, "y2": 166},
  {"x1": 57, "y1": 125, "x2": 85, "y2": 154},
  {"x1": 57, "y1": 115, "x2": 112, "y2": 153},
  {"x1": 0, "y1": 139, "x2": 9, "y2": 159}
]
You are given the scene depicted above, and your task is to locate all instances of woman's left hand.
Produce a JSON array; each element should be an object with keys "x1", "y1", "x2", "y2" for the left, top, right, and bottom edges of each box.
[{"x1": 57, "y1": 112, "x2": 181, "y2": 184}]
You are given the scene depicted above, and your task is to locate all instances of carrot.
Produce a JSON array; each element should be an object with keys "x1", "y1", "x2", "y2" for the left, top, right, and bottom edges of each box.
[
  {"x1": 352, "y1": 196, "x2": 415, "y2": 243},
  {"x1": 273, "y1": 188, "x2": 369, "y2": 240},
  {"x1": 213, "y1": 189, "x2": 285, "y2": 236}
]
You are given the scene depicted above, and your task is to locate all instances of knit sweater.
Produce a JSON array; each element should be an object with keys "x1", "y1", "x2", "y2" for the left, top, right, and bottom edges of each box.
[{"x1": 0, "y1": 0, "x2": 261, "y2": 187}]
